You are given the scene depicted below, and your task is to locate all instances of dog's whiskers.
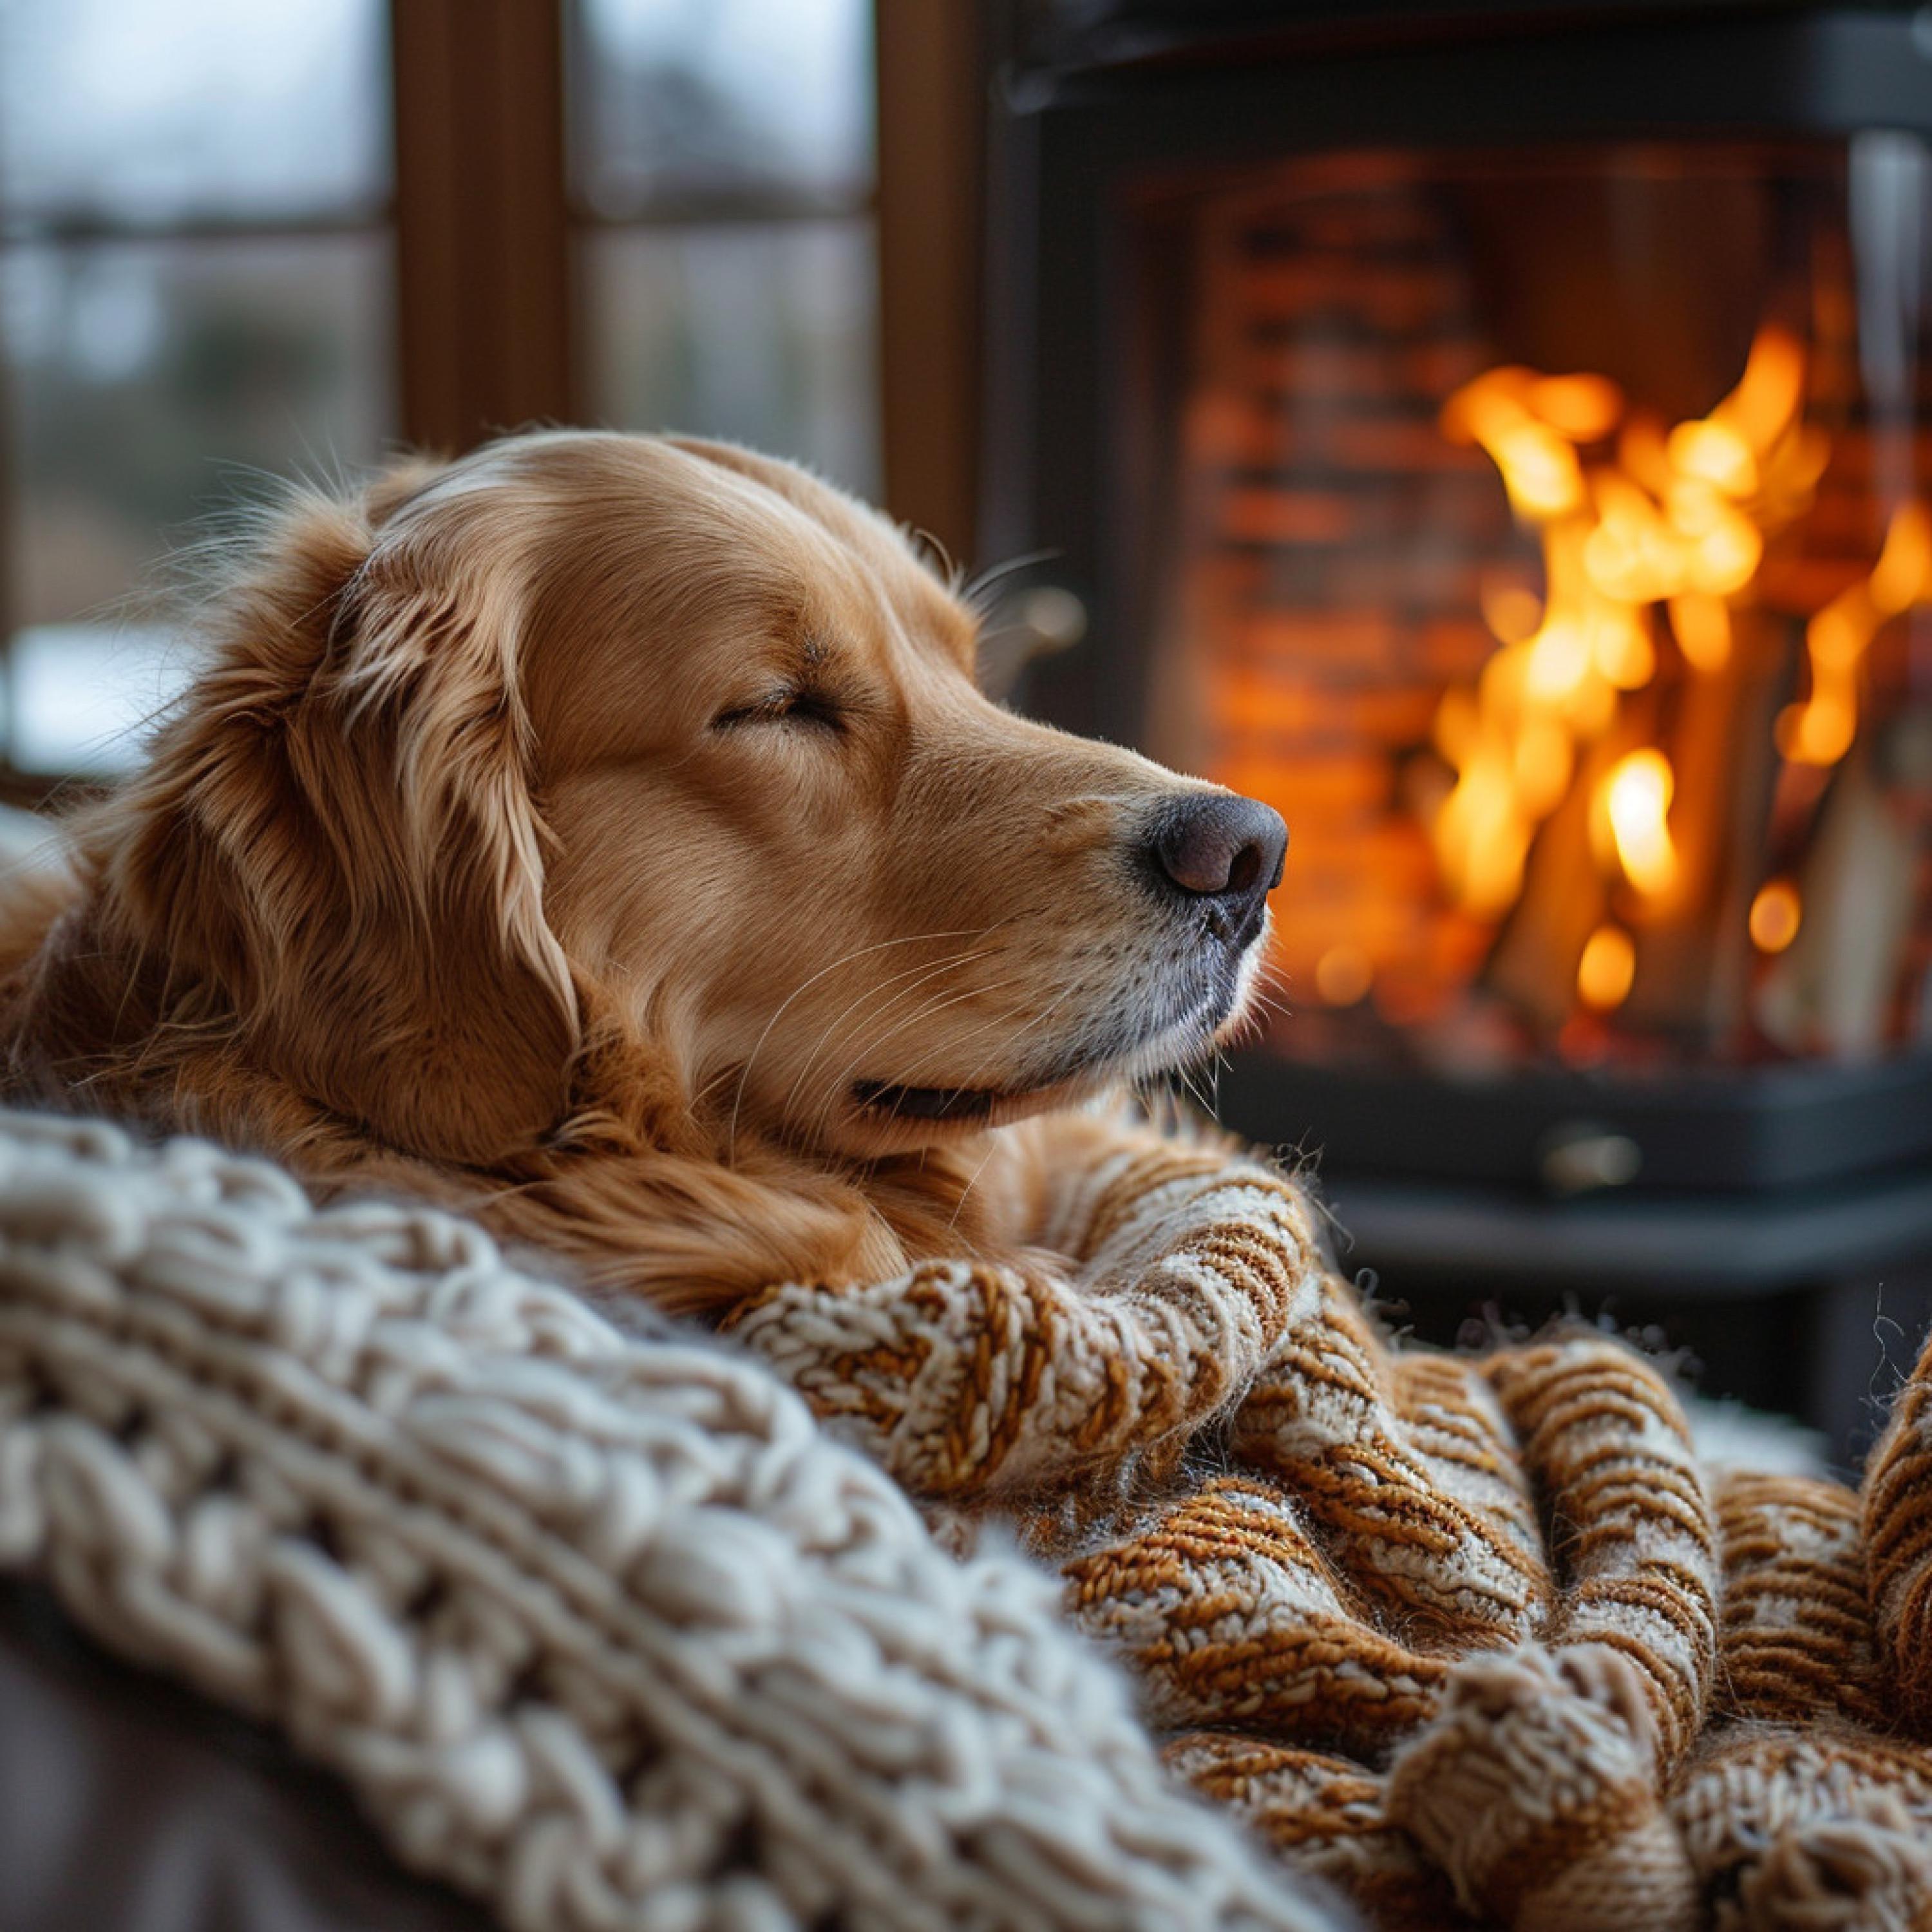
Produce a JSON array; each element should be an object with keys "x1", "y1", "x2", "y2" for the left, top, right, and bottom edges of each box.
[
  {"x1": 933, "y1": 985, "x2": 1090, "y2": 1201},
  {"x1": 960, "y1": 547, "x2": 1061, "y2": 617},
  {"x1": 795, "y1": 969, "x2": 1054, "y2": 1146},
  {"x1": 795, "y1": 974, "x2": 1031, "y2": 1146},
  {"x1": 721, "y1": 927, "x2": 985, "y2": 1163},
  {"x1": 772, "y1": 940, "x2": 1007, "y2": 1133}
]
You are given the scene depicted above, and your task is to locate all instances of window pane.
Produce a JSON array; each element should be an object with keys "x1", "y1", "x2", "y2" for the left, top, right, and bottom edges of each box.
[
  {"x1": 0, "y1": 0, "x2": 390, "y2": 227},
  {"x1": 6, "y1": 625, "x2": 188, "y2": 776},
  {"x1": 582, "y1": 219, "x2": 880, "y2": 497},
  {"x1": 3, "y1": 232, "x2": 395, "y2": 773},
  {"x1": 572, "y1": 0, "x2": 873, "y2": 216}
]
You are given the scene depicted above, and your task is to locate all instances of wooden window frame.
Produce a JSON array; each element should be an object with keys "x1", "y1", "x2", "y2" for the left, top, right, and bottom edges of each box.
[
  {"x1": 392, "y1": 0, "x2": 573, "y2": 450},
  {"x1": 875, "y1": 0, "x2": 987, "y2": 565}
]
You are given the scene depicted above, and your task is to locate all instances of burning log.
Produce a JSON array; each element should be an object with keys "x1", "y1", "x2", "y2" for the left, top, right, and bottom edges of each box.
[{"x1": 1757, "y1": 749, "x2": 1921, "y2": 1054}]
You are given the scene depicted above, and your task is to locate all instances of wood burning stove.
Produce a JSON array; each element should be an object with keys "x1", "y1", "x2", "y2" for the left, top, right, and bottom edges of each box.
[{"x1": 981, "y1": 1, "x2": 1932, "y2": 1448}]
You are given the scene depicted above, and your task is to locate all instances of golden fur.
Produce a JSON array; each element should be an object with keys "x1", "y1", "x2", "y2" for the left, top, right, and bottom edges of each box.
[{"x1": 0, "y1": 433, "x2": 1279, "y2": 1315}]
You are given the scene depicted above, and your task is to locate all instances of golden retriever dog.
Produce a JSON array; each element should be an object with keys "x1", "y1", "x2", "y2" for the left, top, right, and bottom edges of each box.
[{"x1": 0, "y1": 433, "x2": 1285, "y2": 1314}]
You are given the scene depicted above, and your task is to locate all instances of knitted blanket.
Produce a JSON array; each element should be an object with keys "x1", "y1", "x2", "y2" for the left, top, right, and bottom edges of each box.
[
  {"x1": 6, "y1": 1104, "x2": 1932, "y2": 1932},
  {"x1": 0, "y1": 1111, "x2": 1338, "y2": 1932},
  {"x1": 727, "y1": 1122, "x2": 1932, "y2": 1932}
]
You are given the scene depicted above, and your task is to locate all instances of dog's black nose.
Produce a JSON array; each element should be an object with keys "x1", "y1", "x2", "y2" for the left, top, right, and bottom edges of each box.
[{"x1": 1149, "y1": 793, "x2": 1287, "y2": 902}]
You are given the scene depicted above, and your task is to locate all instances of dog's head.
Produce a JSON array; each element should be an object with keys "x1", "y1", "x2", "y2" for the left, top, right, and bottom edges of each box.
[{"x1": 111, "y1": 432, "x2": 1283, "y2": 1168}]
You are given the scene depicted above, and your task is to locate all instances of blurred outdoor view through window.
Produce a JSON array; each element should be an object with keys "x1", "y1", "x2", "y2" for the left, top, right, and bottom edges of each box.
[
  {"x1": 574, "y1": 0, "x2": 879, "y2": 507},
  {"x1": 0, "y1": 0, "x2": 877, "y2": 775}
]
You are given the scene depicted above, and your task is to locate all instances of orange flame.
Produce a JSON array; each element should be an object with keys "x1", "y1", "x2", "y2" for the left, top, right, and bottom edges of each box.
[
  {"x1": 1595, "y1": 750, "x2": 1680, "y2": 899},
  {"x1": 1577, "y1": 924, "x2": 1636, "y2": 1010},
  {"x1": 1431, "y1": 321, "x2": 1928, "y2": 1025},
  {"x1": 1433, "y1": 324, "x2": 1822, "y2": 926},
  {"x1": 1777, "y1": 502, "x2": 1932, "y2": 766}
]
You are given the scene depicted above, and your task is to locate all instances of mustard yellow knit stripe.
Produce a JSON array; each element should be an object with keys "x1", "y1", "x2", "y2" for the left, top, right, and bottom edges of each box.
[
  {"x1": 1862, "y1": 1326, "x2": 1932, "y2": 1733},
  {"x1": 1065, "y1": 1475, "x2": 1449, "y2": 1756},
  {"x1": 1485, "y1": 1338, "x2": 1720, "y2": 1770},
  {"x1": 1236, "y1": 1282, "x2": 1551, "y2": 1645},
  {"x1": 1714, "y1": 1470, "x2": 1884, "y2": 1730},
  {"x1": 1165, "y1": 1730, "x2": 1464, "y2": 1932}
]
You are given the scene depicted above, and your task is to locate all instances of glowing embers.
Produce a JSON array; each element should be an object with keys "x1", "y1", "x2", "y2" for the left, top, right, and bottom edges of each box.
[
  {"x1": 1577, "y1": 923, "x2": 1637, "y2": 1012},
  {"x1": 1669, "y1": 593, "x2": 1732, "y2": 674},
  {"x1": 1748, "y1": 878, "x2": 1803, "y2": 955}
]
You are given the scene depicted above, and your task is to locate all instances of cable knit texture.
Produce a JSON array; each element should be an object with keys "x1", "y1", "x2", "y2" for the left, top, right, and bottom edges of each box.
[
  {"x1": 728, "y1": 1115, "x2": 1932, "y2": 1931},
  {"x1": 9, "y1": 1105, "x2": 1932, "y2": 1931},
  {"x1": 0, "y1": 1110, "x2": 1339, "y2": 1932}
]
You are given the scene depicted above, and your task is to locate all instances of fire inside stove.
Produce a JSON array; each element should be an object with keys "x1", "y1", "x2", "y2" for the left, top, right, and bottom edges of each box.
[{"x1": 1150, "y1": 145, "x2": 1932, "y2": 1074}]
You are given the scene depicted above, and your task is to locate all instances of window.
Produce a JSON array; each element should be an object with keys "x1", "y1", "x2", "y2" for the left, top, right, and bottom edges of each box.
[
  {"x1": 569, "y1": 0, "x2": 880, "y2": 496},
  {"x1": 0, "y1": 0, "x2": 395, "y2": 777},
  {"x1": 0, "y1": 0, "x2": 886, "y2": 786}
]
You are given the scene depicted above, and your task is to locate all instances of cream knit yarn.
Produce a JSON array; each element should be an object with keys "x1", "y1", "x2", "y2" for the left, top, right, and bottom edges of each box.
[{"x1": 0, "y1": 1110, "x2": 1342, "y2": 1932}]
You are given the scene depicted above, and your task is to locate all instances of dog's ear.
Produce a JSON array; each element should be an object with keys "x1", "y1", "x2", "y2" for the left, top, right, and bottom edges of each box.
[{"x1": 107, "y1": 458, "x2": 579, "y2": 1167}]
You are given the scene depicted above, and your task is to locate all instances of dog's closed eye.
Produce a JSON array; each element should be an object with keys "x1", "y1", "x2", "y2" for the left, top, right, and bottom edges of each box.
[{"x1": 711, "y1": 688, "x2": 846, "y2": 734}]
